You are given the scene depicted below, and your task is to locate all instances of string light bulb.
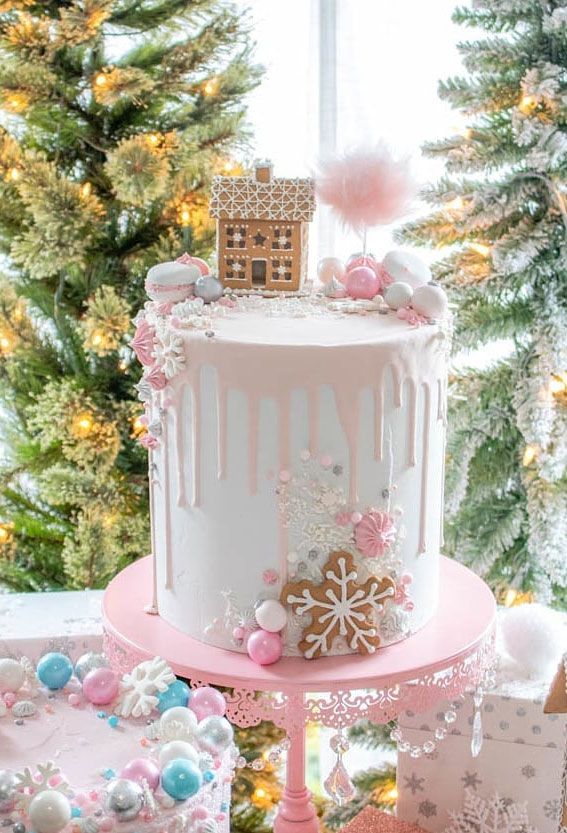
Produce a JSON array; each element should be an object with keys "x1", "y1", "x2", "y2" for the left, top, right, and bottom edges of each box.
[
  {"x1": 446, "y1": 196, "x2": 464, "y2": 211},
  {"x1": 522, "y1": 444, "x2": 538, "y2": 466},
  {"x1": 519, "y1": 94, "x2": 537, "y2": 114},
  {"x1": 178, "y1": 201, "x2": 191, "y2": 227},
  {"x1": 118, "y1": 359, "x2": 128, "y2": 372},
  {"x1": 80, "y1": 181, "x2": 92, "y2": 199},
  {"x1": 383, "y1": 785, "x2": 398, "y2": 802},
  {"x1": 549, "y1": 373, "x2": 567, "y2": 395},
  {"x1": 94, "y1": 72, "x2": 108, "y2": 88},
  {"x1": 147, "y1": 133, "x2": 160, "y2": 147},
  {"x1": 0, "y1": 328, "x2": 16, "y2": 356},
  {"x1": 202, "y1": 76, "x2": 220, "y2": 97},
  {"x1": 469, "y1": 242, "x2": 491, "y2": 257},
  {"x1": 71, "y1": 412, "x2": 95, "y2": 438},
  {"x1": 8, "y1": 167, "x2": 19, "y2": 182},
  {"x1": 503, "y1": 588, "x2": 534, "y2": 607},
  {"x1": 131, "y1": 415, "x2": 147, "y2": 438},
  {"x1": 0, "y1": 522, "x2": 14, "y2": 546}
]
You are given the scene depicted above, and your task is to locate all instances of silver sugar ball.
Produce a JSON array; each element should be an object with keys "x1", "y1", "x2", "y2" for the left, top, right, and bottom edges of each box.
[
  {"x1": 0, "y1": 771, "x2": 18, "y2": 813},
  {"x1": 194, "y1": 275, "x2": 223, "y2": 304},
  {"x1": 74, "y1": 652, "x2": 108, "y2": 682},
  {"x1": 103, "y1": 779, "x2": 144, "y2": 821},
  {"x1": 12, "y1": 824, "x2": 25, "y2": 833}
]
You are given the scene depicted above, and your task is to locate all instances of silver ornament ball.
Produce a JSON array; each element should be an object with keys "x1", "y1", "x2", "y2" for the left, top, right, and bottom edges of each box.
[
  {"x1": 0, "y1": 770, "x2": 18, "y2": 813},
  {"x1": 74, "y1": 652, "x2": 108, "y2": 683},
  {"x1": 196, "y1": 715, "x2": 234, "y2": 754},
  {"x1": 194, "y1": 275, "x2": 223, "y2": 304},
  {"x1": 103, "y1": 779, "x2": 144, "y2": 821}
]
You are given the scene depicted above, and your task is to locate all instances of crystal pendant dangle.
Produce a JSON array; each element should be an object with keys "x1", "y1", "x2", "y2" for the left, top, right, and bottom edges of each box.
[
  {"x1": 324, "y1": 732, "x2": 356, "y2": 806},
  {"x1": 471, "y1": 686, "x2": 484, "y2": 758}
]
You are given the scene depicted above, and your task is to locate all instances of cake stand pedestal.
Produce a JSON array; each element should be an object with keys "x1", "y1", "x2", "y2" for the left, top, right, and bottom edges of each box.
[{"x1": 103, "y1": 556, "x2": 496, "y2": 833}]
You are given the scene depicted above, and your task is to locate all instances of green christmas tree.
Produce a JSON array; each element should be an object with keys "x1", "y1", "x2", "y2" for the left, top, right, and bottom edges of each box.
[
  {"x1": 399, "y1": 0, "x2": 567, "y2": 605},
  {"x1": 0, "y1": 0, "x2": 260, "y2": 591}
]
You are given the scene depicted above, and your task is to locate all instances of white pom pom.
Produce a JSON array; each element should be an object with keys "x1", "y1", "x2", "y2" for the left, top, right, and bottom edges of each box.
[{"x1": 500, "y1": 604, "x2": 564, "y2": 680}]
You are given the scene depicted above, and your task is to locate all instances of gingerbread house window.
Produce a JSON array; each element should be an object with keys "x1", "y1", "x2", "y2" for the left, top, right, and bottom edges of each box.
[{"x1": 210, "y1": 163, "x2": 315, "y2": 292}]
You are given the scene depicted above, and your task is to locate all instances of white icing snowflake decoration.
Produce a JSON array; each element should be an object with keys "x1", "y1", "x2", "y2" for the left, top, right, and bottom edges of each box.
[
  {"x1": 445, "y1": 790, "x2": 539, "y2": 833},
  {"x1": 15, "y1": 762, "x2": 72, "y2": 812},
  {"x1": 115, "y1": 657, "x2": 175, "y2": 718},
  {"x1": 153, "y1": 327, "x2": 185, "y2": 379}
]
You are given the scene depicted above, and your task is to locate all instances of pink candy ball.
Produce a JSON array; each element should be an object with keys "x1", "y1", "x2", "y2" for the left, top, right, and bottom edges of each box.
[
  {"x1": 68, "y1": 693, "x2": 81, "y2": 708},
  {"x1": 120, "y1": 758, "x2": 160, "y2": 791},
  {"x1": 247, "y1": 629, "x2": 283, "y2": 666},
  {"x1": 346, "y1": 266, "x2": 380, "y2": 300},
  {"x1": 82, "y1": 667, "x2": 119, "y2": 706},
  {"x1": 189, "y1": 686, "x2": 227, "y2": 721},
  {"x1": 191, "y1": 807, "x2": 209, "y2": 822}
]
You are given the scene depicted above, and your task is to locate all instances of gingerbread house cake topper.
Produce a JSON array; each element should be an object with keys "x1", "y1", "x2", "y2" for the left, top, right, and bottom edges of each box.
[{"x1": 209, "y1": 161, "x2": 316, "y2": 292}]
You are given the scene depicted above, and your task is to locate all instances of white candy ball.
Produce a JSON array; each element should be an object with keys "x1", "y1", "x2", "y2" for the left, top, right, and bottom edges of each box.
[
  {"x1": 0, "y1": 658, "x2": 25, "y2": 693},
  {"x1": 317, "y1": 257, "x2": 346, "y2": 286},
  {"x1": 384, "y1": 281, "x2": 413, "y2": 310},
  {"x1": 382, "y1": 250, "x2": 431, "y2": 289},
  {"x1": 29, "y1": 790, "x2": 72, "y2": 833},
  {"x1": 145, "y1": 262, "x2": 201, "y2": 303},
  {"x1": 255, "y1": 600, "x2": 287, "y2": 633},
  {"x1": 411, "y1": 284, "x2": 448, "y2": 320},
  {"x1": 501, "y1": 603, "x2": 564, "y2": 680},
  {"x1": 159, "y1": 740, "x2": 200, "y2": 768},
  {"x1": 159, "y1": 705, "x2": 198, "y2": 740}
]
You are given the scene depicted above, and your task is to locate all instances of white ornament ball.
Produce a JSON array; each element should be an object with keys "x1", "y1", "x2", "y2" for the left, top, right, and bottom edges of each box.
[
  {"x1": 159, "y1": 705, "x2": 198, "y2": 740},
  {"x1": 384, "y1": 281, "x2": 413, "y2": 311},
  {"x1": 29, "y1": 790, "x2": 72, "y2": 833},
  {"x1": 0, "y1": 769, "x2": 18, "y2": 813},
  {"x1": 0, "y1": 658, "x2": 25, "y2": 693},
  {"x1": 254, "y1": 599, "x2": 287, "y2": 633},
  {"x1": 317, "y1": 257, "x2": 346, "y2": 286},
  {"x1": 411, "y1": 284, "x2": 448, "y2": 320},
  {"x1": 382, "y1": 250, "x2": 431, "y2": 289},
  {"x1": 194, "y1": 275, "x2": 223, "y2": 304},
  {"x1": 74, "y1": 652, "x2": 108, "y2": 683},
  {"x1": 145, "y1": 261, "x2": 200, "y2": 303},
  {"x1": 501, "y1": 603, "x2": 564, "y2": 680},
  {"x1": 159, "y1": 740, "x2": 200, "y2": 768},
  {"x1": 196, "y1": 715, "x2": 234, "y2": 754}
]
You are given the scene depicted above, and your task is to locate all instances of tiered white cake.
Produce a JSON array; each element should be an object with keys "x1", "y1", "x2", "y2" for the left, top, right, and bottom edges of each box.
[{"x1": 133, "y1": 285, "x2": 450, "y2": 662}]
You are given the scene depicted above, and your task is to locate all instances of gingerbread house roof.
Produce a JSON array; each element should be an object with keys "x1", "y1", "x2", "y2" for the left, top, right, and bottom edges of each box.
[
  {"x1": 209, "y1": 174, "x2": 316, "y2": 222},
  {"x1": 544, "y1": 654, "x2": 567, "y2": 714}
]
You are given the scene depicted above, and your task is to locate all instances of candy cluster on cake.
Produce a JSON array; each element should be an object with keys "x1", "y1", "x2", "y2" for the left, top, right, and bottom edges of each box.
[
  {"x1": 0, "y1": 653, "x2": 236, "y2": 833},
  {"x1": 129, "y1": 153, "x2": 451, "y2": 667}
]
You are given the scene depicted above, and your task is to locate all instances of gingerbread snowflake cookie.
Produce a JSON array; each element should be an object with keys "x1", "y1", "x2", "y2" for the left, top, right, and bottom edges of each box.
[{"x1": 281, "y1": 550, "x2": 395, "y2": 659}]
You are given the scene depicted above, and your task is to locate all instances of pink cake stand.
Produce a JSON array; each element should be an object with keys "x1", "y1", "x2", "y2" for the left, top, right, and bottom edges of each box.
[{"x1": 103, "y1": 556, "x2": 496, "y2": 833}]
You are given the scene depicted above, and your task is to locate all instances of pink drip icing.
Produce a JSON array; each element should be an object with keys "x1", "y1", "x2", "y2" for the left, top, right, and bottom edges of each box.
[
  {"x1": 374, "y1": 381, "x2": 384, "y2": 461},
  {"x1": 162, "y1": 407, "x2": 173, "y2": 589},
  {"x1": 161, "y1": 323, "x2": 446, "y2": 575},
  {"x1": 174, "y1": 392, "x2": 187, "y2": 508},
  {"x1": 418, "y1": 382, "x2": 431, "y2": 554},
  {"x1": 217, "y1": 382, "x2": 228, "y2": 479},
  {"x1": 307, "y1": 388, "x2": 319, "y2": 455},
  {"x1": 192, "y1": 381, "x2": 202, "y2": 508},
  {"x1": 407, "y1": 378, "x2": 418, "y2": 467},
  {"x1": 248, "y1": 397, "x2": 260, "y2": 495}
]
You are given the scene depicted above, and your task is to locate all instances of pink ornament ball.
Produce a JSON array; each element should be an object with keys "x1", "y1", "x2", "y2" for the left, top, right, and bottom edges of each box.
[
  {"x1": 82, "y1": 667, "x2": 119, "y2": 706},
  {"x1": 317, "y1": 257, "x2": 346, "y2": 286},
  {"x1": 247, "y1": 629, "x2": 283, "y2": 666},
  {"x1": 346, "y1": 266, "x2": 380, "y2": 300},
  {"x1": 189, "y1": 686, "x2": 226, "y2": 721},
  {"x1": 120, "y1": 758, "x2": 160, "y2": 791}
]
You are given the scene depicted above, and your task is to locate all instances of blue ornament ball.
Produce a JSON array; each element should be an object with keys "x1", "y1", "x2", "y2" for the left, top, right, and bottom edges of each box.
[
  {"x1": 36, "y1": 653, "x2": 73, "y2": 690},
  {"x1": 157, "y1": 679, "x2": 191, "y2": 714},
  {"x1": 161, "y1": 759, "x2": 202, "y2": 801}
]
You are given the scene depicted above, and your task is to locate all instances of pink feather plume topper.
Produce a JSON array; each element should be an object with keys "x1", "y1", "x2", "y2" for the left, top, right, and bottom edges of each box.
[{"x1": 315, "y1": 145, "x2": 416, "y2": 235}]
